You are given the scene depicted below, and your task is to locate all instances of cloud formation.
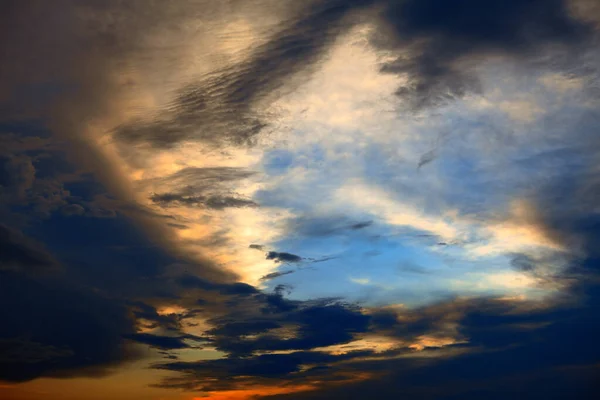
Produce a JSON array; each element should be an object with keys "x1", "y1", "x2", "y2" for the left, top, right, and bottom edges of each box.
[{"x1": 1, "y1": 1, "x2": 600, "y2": 400}]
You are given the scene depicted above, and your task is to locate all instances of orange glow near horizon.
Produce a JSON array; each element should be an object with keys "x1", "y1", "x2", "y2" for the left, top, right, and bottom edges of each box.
[{"x1": 195, "y1": 384, "x2": 316, "y2": 400}]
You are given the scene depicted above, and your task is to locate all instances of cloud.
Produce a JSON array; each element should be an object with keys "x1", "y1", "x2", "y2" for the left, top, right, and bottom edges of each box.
[
  {"x1": 123, "y1": 333, "x2": 192, "y2": 350},
  {"x1": 153, "y1": 350, "x2": 373, "y2": 391},
  {"x1": 147, "y1": 167, "x2": 256, "y2": 188},
  {"x1": 208, "y1": 298, "x2": 370, "y2": 357},
  {"x1": 0, "y1": 224, "x2": 59, "y2": 272},
  {"x1": 0, "y1": 154, "x2": 35, "y2": 200},
  {"x1": 111, "y1": 0, "x2": 597, "y2": 152},
  {"x1": 113, "y1": 0, "x2": 368, "y2": 149},
  {"x1": 337, "y1": 182, "x2": 460, "y2": 241},
  {"x1": 177, "y1": 273, "x2": 259, "y2": 297},
  {"x1": 0, "y1": 271, "x2": 139, "y2": 382},
  {"x1": 417, "y1": 149, "x2": 437, "y2": 169},
  {"x1": 1, "y1": 0, "x2": 600, "y2": 398},
  {"x1": 260, "y1": 270, "x2": 296, "y2": 281},
  {"x1": 151, "y1": 293, "x2": 374, "y2": 390},
  {"x1": 61, "y1": 203, "x2": 85, "y2": 216},
  {"x1": 144, "y1": 166, "x2": 258, "y2": 210},
  {"x1": 349, "y1": 220, "x2": 373, "y2": 230},
  {"x1": 258, "y1": 295, "x2": 600, "y2": 399},
  {"x1": 151, "y1": 193, "x2": 257, "y2": 210},
  {"x1": 285, "y1": 215, "x2": 375, "y2": 237},
  {"x1": 374, "y1": 0, "x2": 592, "y2": 109},
  {"x1": 266, "y1": 251, "x2": 303, "y2": 263}
]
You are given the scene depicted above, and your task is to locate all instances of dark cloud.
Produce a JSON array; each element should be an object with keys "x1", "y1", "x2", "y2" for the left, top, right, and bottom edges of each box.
[
  {"x1": 145, "y1": 166, "x2": 258, "y2": 211},
  {"x1": 151, "y1": 293, "x2": 373, "y2": 390},
  {"x1": 176, "y1": 273, "x2": 259, "y2": 297},
  {"x1": 123, "y1": 333, "x2": 191, "y2": 350},
  {"x1": 150, "y1": 167, "x2": 256, "y2": 188},
  {"x1": 266, "y1": 251, "x2": 303, "y2": 263},
  {"x1": 151, "y1": 193, "x2": 257, "y2": 210},
  {"x1": 0, "y1": 154, "x2": 35, "y2": 200},
  {"x1": 260, "y1": 270, "x2": 296, "y2": 281},
  {"x1": 261, "y1": 295, "x2": 600, "y2": 400},
  {"x1": 167, "y1": 222, "x2": 190, "y2": 230},
  {"x1": 285, "y1": 215, "x2": 375, "y2": 237},
  {"x1": 153, "y1": 350, "x2": 374, "y2": 391},
  {"x1": 149, "y1": 288, "x2": 591, "y2": 395},
  {"x1": 0, "y1": 149, "x2": 72, "y2": 217},
  {"x1": 349, "y1": 220, "x2": 373, "y2": 230},
  {"x1": 417, "y1": 149, "x2": 437, "y2": 169},
  {"x1": 61, "y1": 203, "x2": 85, "y2": 216},
  {"x1": 206, "y1": 298, "x2": 370, "y2": 356},
  {"x1": 0, "y1": 271, "x2": 139, "y2": 382},
  {"x1": 114, "y1": 0, "x2": 370, "y2": 148},
  {"x1": 0, "y1": 223, "x2": 58, "y2": 272},
  {"x1": 250, "y1": 244, "x2": 266, "y2": 250},
  {"x1": 375, "y1": 0, "x2": 593, "y2": 109}
]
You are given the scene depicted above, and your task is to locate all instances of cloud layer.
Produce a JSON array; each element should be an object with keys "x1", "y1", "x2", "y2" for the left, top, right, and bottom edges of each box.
[{"x1": 1, "y1": 1, "x2": 600, "y2": 400}]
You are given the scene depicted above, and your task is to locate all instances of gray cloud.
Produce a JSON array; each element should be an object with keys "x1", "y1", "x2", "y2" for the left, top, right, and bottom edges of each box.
[
  {"x1": 0, "y1": 224, "x2": 59, "y2": 272},
  {"x1": 0, "y1": 271, "x2": 140, "y2": 382},
  {"x1": 286, "y1": 215, "x2": 375, "y2": 237},
  {"x1": 123, "y1": 333, "x2": 193, "y2": 350},
  {"x1": 266, "y1": 251, "x2": 304, "y2": 263},
  {"x1": 113, "y1": 0, "x2": 367, "y2": 149},
  {"x1": 146, "y1": 166, "x2": 258, "y2": 210},
  {"x1": 151, "y1": 193, "x2": 257, "y2": 210},
  {"x1": 260, "y1": 270, "x2": 296, "y2": 281},
  {"x1": 112, "y1": 0, "x2": 599, "y2": 152}
]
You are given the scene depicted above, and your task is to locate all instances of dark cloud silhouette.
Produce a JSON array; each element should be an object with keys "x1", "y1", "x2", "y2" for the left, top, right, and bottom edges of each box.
[
  {"x1": 177, "y1": 273, "x2": 259, "y2": 296},
  {"x1": 0, "y1": 271, "x2": 139, "y2": 382},
  {"x1": 151, "y1": 193, "x2": 257, "y2": 210},
  {"x1": 266, "y1": 251, "x2": 303, "y2": 263},
  {"x1": 260, "y1": 270, "x2": 296, "y2": 281},
  {"x1": 285, "y1": 215, "x2": 375, "y2": 237},
  {"x1": 114, "y1": 0, "x2": 371, "y2": 148},
  {"x1": 153, "y1": 350, "x2": 375, "y2": 391},
  {"x1": 123, "y1": 333, "x2": 191, "y2": 350},
  {"x1": 375, "y1": 0, "x2": 592, "y2": 109},
  {"x1": 250, "y1": 244, "x2": 266, "y2": 251},
  {"x1": 0, "y1": 154, "x2": 35, "y2": 200},
  {"x1": 349, "y1": 220, "x2": 373, "y2": 230},
  {"x1": 149, "y1": 167, "x2": 256, "y2": 188},
  {"x1": 417, "y1": 149, "x2": 437, "y2": 169},
  {"x1": 0, "y1": 224, "x2": 58, "y2": 272},
  {"x1": 255, "y1": 284, "x2": 600, "y2": 400},
  {"x1": 206, "y1": 298, "x2": 370, "y2": 357},
  {"x1": 61, "y1": 203, "x2": 85, "y2": 216},
  {"x1": 151, "y1": 293, "x2": 373, "y2": 390},
  {"x1": 145, "y1": 166, "x2": 258, "y2": 211}
]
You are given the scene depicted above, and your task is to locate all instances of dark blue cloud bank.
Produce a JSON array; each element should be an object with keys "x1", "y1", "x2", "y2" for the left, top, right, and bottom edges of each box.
[{"x1": 1, "y1": 0, "x2": 600, "y2": 399}]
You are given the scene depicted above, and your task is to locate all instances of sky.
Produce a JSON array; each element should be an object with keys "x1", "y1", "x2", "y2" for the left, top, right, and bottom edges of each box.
[{"x1": 1, "y1": 0, "x2": 600, "y2": 399}]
